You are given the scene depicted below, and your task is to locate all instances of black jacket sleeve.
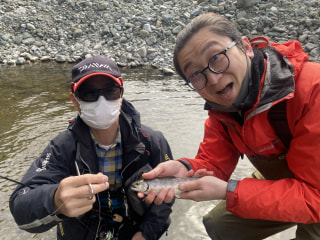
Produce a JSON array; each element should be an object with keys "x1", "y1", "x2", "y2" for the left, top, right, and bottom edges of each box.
[{"x1": 9, "y1": 130, "x2": 76, "y2": 233}]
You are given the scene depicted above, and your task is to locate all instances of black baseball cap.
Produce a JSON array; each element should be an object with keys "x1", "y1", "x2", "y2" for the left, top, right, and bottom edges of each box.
[{"x1": 71, "y1": 56, "x2": 123, "y2": 92}]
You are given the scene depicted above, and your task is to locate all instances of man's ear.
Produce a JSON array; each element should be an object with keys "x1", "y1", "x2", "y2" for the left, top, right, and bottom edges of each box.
[
  {"x1": 69, "y1": 93, "x2": 81, "y2": 112},
  {"x1": 241, "y1": 36, "x2": 254, "y2": 59}
]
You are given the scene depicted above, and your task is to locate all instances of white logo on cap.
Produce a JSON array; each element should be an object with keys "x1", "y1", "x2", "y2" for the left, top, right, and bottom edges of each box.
[{"x1": 78, "y1": 63, "x2": 112, "y2": 73}]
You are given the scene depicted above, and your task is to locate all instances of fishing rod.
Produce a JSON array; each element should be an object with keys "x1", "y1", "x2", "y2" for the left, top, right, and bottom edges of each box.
[{"x1": 0, "y1": 175, "x2": 32, "y2": 188}]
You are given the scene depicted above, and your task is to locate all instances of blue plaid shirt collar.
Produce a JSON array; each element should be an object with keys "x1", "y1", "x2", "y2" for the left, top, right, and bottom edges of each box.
[{"x1": 90, "y1": 127, "x2": 122, "y2": 191}]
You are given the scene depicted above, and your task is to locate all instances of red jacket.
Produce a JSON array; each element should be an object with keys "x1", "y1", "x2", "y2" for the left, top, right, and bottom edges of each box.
[{"x1": 181, "y1": 37, "x2": 320, "y2": 223}]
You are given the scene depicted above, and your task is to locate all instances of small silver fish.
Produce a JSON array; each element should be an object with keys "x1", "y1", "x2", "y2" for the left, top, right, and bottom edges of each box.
[{"x1": 130, "y1": 177, "x2": 198, "y2": 197}]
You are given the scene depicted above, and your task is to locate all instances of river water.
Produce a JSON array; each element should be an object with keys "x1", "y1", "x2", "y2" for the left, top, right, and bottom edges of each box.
[{"x1": 0, "y1": 63, "x2": 291, "y2": 240}]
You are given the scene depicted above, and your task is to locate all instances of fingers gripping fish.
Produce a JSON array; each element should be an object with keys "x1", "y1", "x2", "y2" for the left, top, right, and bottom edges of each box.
[{"x1": 130, "y1": 177, "x2": 198, "y2": 198}]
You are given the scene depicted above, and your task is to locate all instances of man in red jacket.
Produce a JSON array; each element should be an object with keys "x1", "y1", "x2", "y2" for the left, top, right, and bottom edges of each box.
[{"x1": 139, "y1": 13, "x2": 320, "y2": 240}]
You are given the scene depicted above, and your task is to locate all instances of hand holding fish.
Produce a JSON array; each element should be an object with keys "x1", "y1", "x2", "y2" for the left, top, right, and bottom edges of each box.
[
  {"x1": 138, "y1": 160, "x2": 189, "y2": 204},
  {"x1": 142, "y1": 160, "x2": 190, "y2": 179},
  {"x1": 178, "y1": 175, "x2": 228, "y2": 202},
  {"x1": 54, "y1": 173, "x2": 109, "y2": 217},
  {"x1": 136, "y1": 160, "x2": 215, "y2": 204}
]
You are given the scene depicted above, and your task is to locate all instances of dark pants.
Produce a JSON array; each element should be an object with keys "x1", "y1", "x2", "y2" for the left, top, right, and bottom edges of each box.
[{"x1": 203, "y1": 171, "x2": 320, "y2": 240}]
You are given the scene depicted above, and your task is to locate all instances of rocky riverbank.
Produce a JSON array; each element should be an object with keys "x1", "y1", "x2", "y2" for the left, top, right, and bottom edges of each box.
[{"x1": 0, "y1": 0, "x2": 319, "y2": 71}]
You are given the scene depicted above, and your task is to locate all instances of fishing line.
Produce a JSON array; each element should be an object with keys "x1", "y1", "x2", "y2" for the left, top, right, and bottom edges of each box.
[
  {"x1": 1, "y1": 161, "x2": 102, "y2": 238},
  {"x1": 0, "y1": 175, "x2": 32, "y2": 188},
  {"x1": 0, "y1": 174, "x2": 97, "y2": 235},
  {"x1": 0, "y1": 174, "x2": 80, "y2": 215}
]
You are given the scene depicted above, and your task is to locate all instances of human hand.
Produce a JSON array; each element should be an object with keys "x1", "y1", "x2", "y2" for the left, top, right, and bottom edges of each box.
[
  {"x1": 132, "y1": 231, "x2": 146, "y2": 240},
  {"x1": 178, "y1": 175, "x2": 228, "y2": 201},
  {"x1": 138, "y1": 160, "x2": 189, "y2": 205},
  {"x1": 191, "y1": 168, "x2": 215, "y2": 178},
  {"x1": 54, "y1": 173, "x2": 109, "y2": 217}
]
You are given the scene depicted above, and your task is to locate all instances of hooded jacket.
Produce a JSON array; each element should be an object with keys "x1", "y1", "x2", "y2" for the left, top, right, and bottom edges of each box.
[
  {"x1": 9, "y1": 99, "x2": 173, "y2": 239},
  {"x1": 180, "y1": 37, "x2": 320, "y2": 223}
]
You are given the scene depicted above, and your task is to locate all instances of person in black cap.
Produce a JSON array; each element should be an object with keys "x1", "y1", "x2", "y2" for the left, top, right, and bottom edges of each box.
[{"x1": 9, "y1": 56, "x2": 174, "y2": 240}]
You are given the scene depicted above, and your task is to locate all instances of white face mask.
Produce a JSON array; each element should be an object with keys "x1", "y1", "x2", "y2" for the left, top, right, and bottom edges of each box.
[{"x1": 76, "y1": 96, "x2": 121, "y2": 129}]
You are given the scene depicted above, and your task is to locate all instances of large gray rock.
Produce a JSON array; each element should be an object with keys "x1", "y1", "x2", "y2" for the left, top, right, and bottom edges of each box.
[{"x1": 237, "y1": 0, "x2": 257, "y2": 9}]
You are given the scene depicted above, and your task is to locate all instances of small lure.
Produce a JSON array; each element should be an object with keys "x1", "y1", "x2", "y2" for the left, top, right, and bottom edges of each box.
[{"x1": 130, "y1": 177, "x2": 198, "y2": 197}]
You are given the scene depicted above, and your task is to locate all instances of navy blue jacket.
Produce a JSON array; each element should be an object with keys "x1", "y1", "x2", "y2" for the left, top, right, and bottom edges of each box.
[{"x1": 10, "y1": 99, "x2": 173, "y2": 240}]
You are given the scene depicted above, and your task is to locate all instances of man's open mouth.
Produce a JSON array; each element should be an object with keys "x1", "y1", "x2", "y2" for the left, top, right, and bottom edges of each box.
[{"x1": 217, "y1": 83, "x2": 233, "y2": 96}]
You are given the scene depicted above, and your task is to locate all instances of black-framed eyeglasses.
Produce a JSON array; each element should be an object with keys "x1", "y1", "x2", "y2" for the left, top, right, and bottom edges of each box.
[
  {"x1": 185, "y1": 41, "x2": 237, "y2": 90},
  {"x1": 75, "y1": 86, "x2": 123, "y2": 102}
]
